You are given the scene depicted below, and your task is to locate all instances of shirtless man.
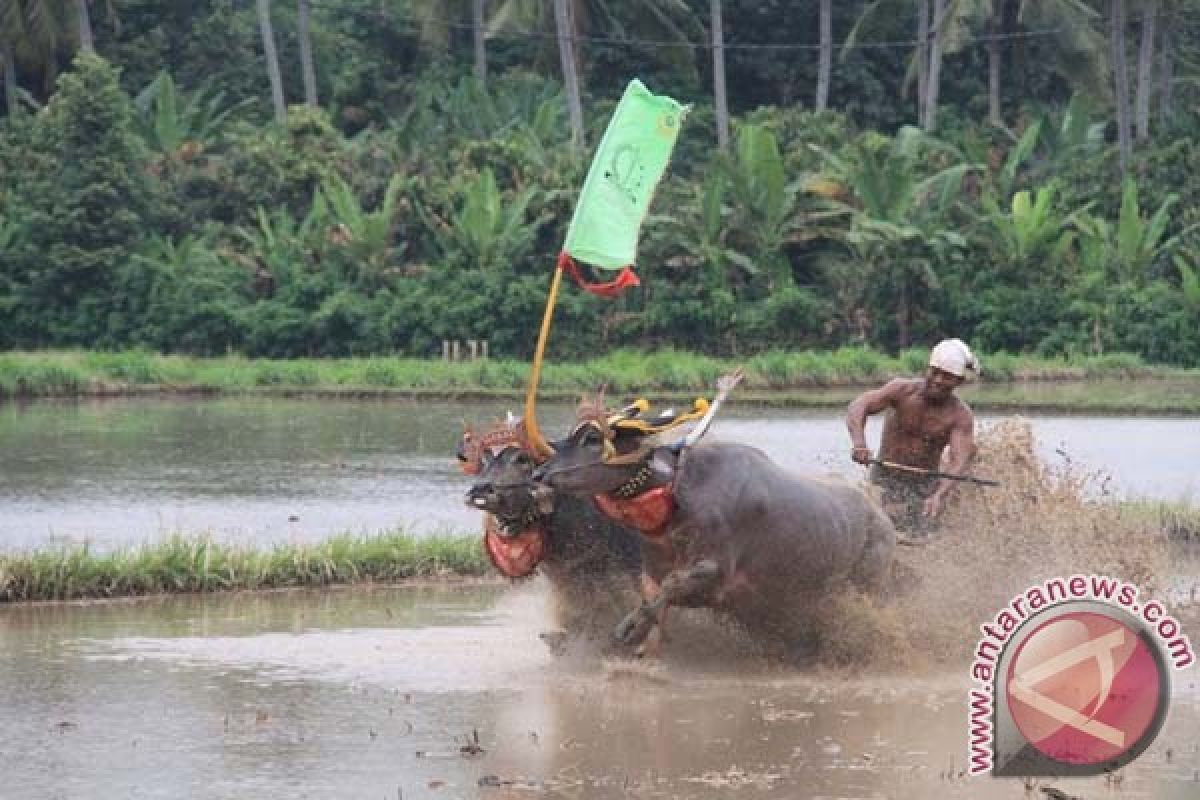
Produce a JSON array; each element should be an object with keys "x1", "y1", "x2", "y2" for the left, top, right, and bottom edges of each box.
[{"x1": 845, "y1": 339, "x2": 978, "y2": 532}]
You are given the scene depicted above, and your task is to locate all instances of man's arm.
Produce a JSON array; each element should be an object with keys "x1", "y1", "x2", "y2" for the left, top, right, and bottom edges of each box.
[
  {"x1": 924, "y1": 408, "x2": 976, "y2": 516},
  {"x1": 845, "y1": 379, "x2": 906, "y2": 464}
]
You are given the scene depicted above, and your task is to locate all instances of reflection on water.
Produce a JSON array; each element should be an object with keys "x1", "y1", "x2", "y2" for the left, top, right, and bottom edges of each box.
[
  {"x1": 1, "y1": 584, "x2": 1197, "y2": 799},
  {"x1": 0, "y1": 396, "x2": 1196, "y2": 549}
]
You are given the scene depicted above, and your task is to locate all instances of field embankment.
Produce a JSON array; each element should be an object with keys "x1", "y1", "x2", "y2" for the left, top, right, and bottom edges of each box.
[
  {"x1": 0, "y1": 531, "x2": 489, "y2": 604},
  {"x1": 2, "y1": 502, "x2": 1197, "y2": 604},
  {"x1": 3, "y1": 349, "x2": 1198, "y2": 412}
]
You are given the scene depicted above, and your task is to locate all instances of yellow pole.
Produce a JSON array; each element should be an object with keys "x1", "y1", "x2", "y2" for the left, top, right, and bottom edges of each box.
[{"x1": 523, "y1": 263, "x2": 565, "y2": 458}]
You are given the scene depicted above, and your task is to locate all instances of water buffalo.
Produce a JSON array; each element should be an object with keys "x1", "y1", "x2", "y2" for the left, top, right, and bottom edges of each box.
[
  {"x1": 458, "y1": 420, "x2": 642, "y2": 648},
  {"x1": 531, "y1": 412, "x2": 898, "y2": 660}
]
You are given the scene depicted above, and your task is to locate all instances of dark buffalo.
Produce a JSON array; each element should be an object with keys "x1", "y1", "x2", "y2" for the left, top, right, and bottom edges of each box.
[
  {"x1": 458, "y1": 421, "x2": 642, "y2": 648},
  {"x1": 531, "y1": 418, "x2": 897, "y2": 660}
]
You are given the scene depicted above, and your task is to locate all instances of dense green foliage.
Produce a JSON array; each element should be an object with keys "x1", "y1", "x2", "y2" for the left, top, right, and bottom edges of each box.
[
  {"x1": 0, "y1": 531, "x2": 490, "y2": 602},
  {"x1": 1, "y1": 2, "x2": 1198, "y2": 364}
]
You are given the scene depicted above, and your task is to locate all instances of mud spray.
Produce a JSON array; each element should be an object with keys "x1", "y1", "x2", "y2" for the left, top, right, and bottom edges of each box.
[
  {"x1": 810, "y1": 418, "x2": 1177, "y2": 672},
  {"x1": 539, "y1": 419, "x2": 1184, "y2": 673}
]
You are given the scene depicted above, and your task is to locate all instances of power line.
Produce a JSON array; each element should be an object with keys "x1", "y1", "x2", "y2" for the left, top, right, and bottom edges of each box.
[{"x1": 304, "y1": 0, "x2": 1073, "y2": 53}]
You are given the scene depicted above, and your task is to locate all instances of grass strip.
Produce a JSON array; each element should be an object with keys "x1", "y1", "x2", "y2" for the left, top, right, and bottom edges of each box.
[
  {"x1": 0, "y1": 531, "x2": 489, "y2": 603},
  {"x1": 1, "y1": 348, "x2": 1194, "y2": 399}
]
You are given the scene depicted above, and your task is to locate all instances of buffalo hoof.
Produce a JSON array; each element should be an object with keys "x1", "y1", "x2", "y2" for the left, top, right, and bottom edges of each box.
[{"x1": 615, "y1": 606, "x2": 657, "y2": 647}]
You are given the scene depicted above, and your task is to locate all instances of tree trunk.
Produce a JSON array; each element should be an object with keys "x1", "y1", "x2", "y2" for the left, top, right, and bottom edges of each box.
[
  {"x1": 297, "y1": 0, "x2": 318, "y2": 107},
  {"x1": 897, "y1": 278, "x2": 912, "y2": 350},
  {"x1": 75, "y1": 0, "x2": 94, "y2": 53},
  {"x1": 257, "y1": 0, "x2": 287, "y2": 123},
  {"x1": 1, "y1": 42, "x2": 15, "y2": 117},
  {"x1": 1160, "y1": 18, "x2": 1174, "y2": 124},
  {"x1": 473, "y1": 0, "x2": 487, "y2": 84},
  {"x1": 915, "y1": 0, "x2": 930, "y2": 123},
  {"x1": 1135, "y1": 0, "x2": 1157, "y2": 142},
  {"x1": 553, "y1": 0, "x2": 585, "y2": 149},
  {"x1": 987, "y1": 1, "x2": 1004, "y2": 125},
  {"x1": 815, "y1": 0, "x2": 832, "y2": 111},
  {"x1": 1111, "y1": 0, "x2": 1133, "y2": 172},
  {"x1": 923, "y1": 0, "x2": 946, "y2": 131},
  {"x1": 2, "y1": 44, "x2": 16, "y2": 117},
  {"x1": 711, "y1": 0, "x2": 730, "y2": 149}
]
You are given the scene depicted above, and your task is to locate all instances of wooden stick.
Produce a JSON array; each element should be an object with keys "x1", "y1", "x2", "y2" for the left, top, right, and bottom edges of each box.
[{"x1": 870, "y1": 459, "x2": 1001, "y2": 487}]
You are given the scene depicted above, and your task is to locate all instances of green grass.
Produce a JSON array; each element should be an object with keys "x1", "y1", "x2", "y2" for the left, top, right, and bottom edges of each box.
[
  {"x1": 1118, "y1": 502, "x2": 1200, "y2": 543},
  {"x1": 1, "y1": 348, "x2": 1193, "y2": 400},
  {"x1": 0, "y1": 531, "x2": 490, "y2": 603}
]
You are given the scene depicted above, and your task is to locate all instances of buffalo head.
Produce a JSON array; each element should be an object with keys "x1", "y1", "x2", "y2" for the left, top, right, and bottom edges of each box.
[
  {"x1": 532, "y1": 419, "x2": 651, "y2": 496},
  {"x1": 465, "y1": 445, "x2": 551, "y2": 528}
]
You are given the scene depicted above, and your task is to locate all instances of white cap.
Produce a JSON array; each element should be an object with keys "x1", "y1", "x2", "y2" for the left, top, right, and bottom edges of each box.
[{"x1": 929, "y1": 338, "x2": 979, "y2": 378}]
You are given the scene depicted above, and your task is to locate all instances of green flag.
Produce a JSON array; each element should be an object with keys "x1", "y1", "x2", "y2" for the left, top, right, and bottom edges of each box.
[{"x1": 563, "y1": 79, "x2": 687, "y2": 271}]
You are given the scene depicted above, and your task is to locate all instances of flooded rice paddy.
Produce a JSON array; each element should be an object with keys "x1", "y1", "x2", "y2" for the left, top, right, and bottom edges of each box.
[
  {"x1": 2, "y1": 582, "x2": 1198, "y2": 800},
  {"x1": 1, "y1": 396, "x2": 1198, "y2": 797},
  {"x1": 0, "y1": 396, "x2": 1197, "y2": 549}
]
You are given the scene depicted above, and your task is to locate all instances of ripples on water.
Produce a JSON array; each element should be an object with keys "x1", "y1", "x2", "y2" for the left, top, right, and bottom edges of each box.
[{"x1": 1, "y1": 583, "x2": 1197, "y2": 800}]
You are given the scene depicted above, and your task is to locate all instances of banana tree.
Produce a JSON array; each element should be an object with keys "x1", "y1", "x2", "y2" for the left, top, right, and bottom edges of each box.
[
  {"x1": 1178, "y1": 256, "x2": 1200, "y2": 311},
  {"x1": 717, "y1": 123, "x2": 802, "y2": 293},
  {"x1": 969, "y1": 181, "x2": 1088, "y2": 350},
  {"x1": 234, "y1": 205, "x2": 319, "y2": 297},
  {"x1": 418, "y1": 168, "x2": 547, "y2": 272},
  {"x1": 814, "y1": 127, "x2": 977, "y2": 348},
  {"x1": 1074, "y1": 177, "x2": 1191, "y2": 283},
  {"x1": 979, "y1": 182, "x2": 1086, "y2": 267},
  {"x1": 1068, "y1": 178, "x2": 1195, "y2": 350},
  {"x1": 133, "y1": 71, "x2": 251, "y2": 159},
  {"x1": 309, "y1": 173, "x2": 408, "y2": 289},
  {"x1": 651, "y1": 169, "x2": 754, "y2": 293}
]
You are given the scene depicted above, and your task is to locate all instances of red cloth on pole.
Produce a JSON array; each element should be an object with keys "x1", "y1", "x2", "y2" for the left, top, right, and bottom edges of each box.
[{"x1": 558, "y1": 252, "x2": 641, "y2": 298}]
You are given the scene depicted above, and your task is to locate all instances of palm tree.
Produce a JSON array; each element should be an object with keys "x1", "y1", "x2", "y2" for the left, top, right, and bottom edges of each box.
[
  {"x1": 0, "y1": 0, "x2": 63, "y2": 113},
  {"x1": 255, "y1": 0, "x2": 286, "y2": 123},
  {"x1": 986, "y1": 0, "x2": 1106, "y2": 127},
  {"x1": 490, "y1": 0, "x2": 701, "y2": 148},
  {"x1": 844, "y1": 0, "x2": 985, "y2": 129},
  {"x1": 815, "y1": 0, "x2": 832, "y2": 111},
  {"x1": 473, "y1": 0, "x2": 487, "y2": 83},
  {"x1": 711, "y1": 0, "x2": 728, "y2": 149},
  {"x1": 411, "y1": 0, "x2": 489, "y2": 83},
  {"x1": 1134, "y1": 0, "x2": 1157, "y2": 142},
  {"x1": 72, "y1": 0, "x2": 90, "y2": 52},
  {"x1": 922, "y1": 0, "x2": 947, "y2": 130},
  {"x1": 2, "y1": 42, "x2": 15, "y2": 113},
  {"x1": 297, "y1": 0, "x2": 317, "y2": 107},
  {"x1": 916, "y1": 0, "x2": 929, "y2": 122},
  {"x1": 1111, "y1": 0, "x2": 1132, "y2": 171},
  {"x1": 552, "y1": 0, "x2": 584, "y2": 148}
]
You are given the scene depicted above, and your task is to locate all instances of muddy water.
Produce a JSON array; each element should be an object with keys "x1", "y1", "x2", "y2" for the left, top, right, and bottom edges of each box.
[
  {"x1": 1, "y1": 397, "x2": 1197, "y2": 550},
  {"x1": 1, "y1": 583, "x2": 1197, "y2": 799}
]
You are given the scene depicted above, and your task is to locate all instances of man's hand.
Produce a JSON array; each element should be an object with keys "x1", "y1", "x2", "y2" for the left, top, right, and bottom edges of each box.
[
  {"x1": 851, "y1": 446, "x2": 872, "y2": 466},
  {"x1": 923, "y1": 493, "x2": 944, "y2": 518}
]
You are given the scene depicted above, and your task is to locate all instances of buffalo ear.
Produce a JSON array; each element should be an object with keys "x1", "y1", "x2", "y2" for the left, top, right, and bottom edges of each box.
[{"x1": 479, "y1": 449, "x2": 495, "y2": 469}]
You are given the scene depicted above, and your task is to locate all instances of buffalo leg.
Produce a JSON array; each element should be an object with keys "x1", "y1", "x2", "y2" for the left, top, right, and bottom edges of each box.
[{"x1": 615, "y1": 559, "x2": 721, "y2": 647}]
